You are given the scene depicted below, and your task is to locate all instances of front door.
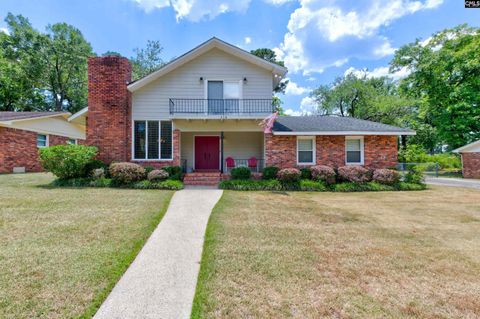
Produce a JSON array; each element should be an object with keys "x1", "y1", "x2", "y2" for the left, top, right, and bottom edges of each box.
[{"x1": 195, "y1": 136, "x2": 220, "y2": 170}]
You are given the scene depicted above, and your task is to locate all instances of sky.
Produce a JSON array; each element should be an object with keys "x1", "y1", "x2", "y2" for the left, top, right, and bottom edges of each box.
[{"x1": 0, "y1": 0, "x2": 479, "y2": 115}]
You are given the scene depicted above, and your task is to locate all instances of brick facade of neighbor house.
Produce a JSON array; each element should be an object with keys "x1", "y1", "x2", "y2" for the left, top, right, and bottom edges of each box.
[
  {"x1": 264, "y1": 133, "x2": 398, "y2": 169},
  {"x1": 460, "y1": 152, "x2": 480, "y2": 178},
  {"x1": 0, "y1": 127, "x2": 80, "y2": 173}
]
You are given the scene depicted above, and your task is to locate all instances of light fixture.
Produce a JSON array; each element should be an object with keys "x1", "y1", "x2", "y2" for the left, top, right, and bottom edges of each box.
[
  {"x1": 199, "y1": 77, "x2": 204, "y2": 82},
  {"x1": 243, "y1": 77, "x2": 247, "y2": 83}
]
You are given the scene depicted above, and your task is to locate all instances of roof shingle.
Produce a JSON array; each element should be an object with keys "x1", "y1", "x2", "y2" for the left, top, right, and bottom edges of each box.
[{"x1": 0, "y1": 112, "x2": 68, "y2": 122}]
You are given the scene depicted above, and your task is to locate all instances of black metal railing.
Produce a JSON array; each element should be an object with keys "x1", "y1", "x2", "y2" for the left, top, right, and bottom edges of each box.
[
  {"x1": 224, "y1": 158, "x2": 265, "y2": 173},
  {"x1": 169, "y1": 99, "x2": 274, "y2": 115}
]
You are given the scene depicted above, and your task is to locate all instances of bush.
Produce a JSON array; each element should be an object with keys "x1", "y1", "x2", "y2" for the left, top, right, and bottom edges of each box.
[
  {"x1": 147, "y1": 169, "x2": 169, "y2": 182},
  {"x1": 337, "y1": 166, "x2": 371, "y2": 183},
  {"x1": 50, "y1": 177, "x2": 91, "y2": 187},
  {"x1": 398, "y1": 144, "x2": 461, "y2": 169},
  {"x1": 397, "y1": 182, "x2": 426, "y2": 191},
  {"x1": 91, "y1": 168, "x2": 105, "y2": 179},
  {"x1": 144, "y1": 166, "x2": 155, "y2": 175},
  {"x1": 277, "y1": 168, "x2": 301, "y2": 183},
  {"x1": 109, "y1": 162, "x2": 146, "y2": 185},
  {"x1": 132, "y1": 179, "x2": 184, "y2": 190},
  {"x1": 230, "y1": 166, "x2": 251, "y2": 180},
  {"x1": 333, "y1": 182, "x2": 395, "y2": 192},
  {"x1": 89, "y1": 177, "x2": 112, "y2": 188},
  {"x1": 300, "y1": 168, "x2": 312, "y2": 180},
  {"x1": 219, "y1": 179, "x2": 282, "y2": 191},
  {"x1": 262, "y1": 166, "x2": 279, "y2": 180},
  {"x1": 162, "y1": 166, "x2": 183, "y2": 180},
  {"x1": 372, "y1": 169, "x2": 400, "y2": 185},
  {"x1": 83, "y1": 159, "x2": 107, "y2": 177},
  {"x1": 404, "y1": 166, "x2": 425, "y2": 185},
  {"x1": 299, "y1": 180, "x2": 327, "y2": 191},
  {"x1": 310, "y1": 165, "x2": 336, "y2": 184},
  {"x1": 39, "y1": 145, "x2": 98, "y2": 180}
]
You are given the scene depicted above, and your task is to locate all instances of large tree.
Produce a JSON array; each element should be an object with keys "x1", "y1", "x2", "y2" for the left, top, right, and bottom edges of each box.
[
  {"x1": 391, "y1": 24, "x2": 480, "y2": 150},
  {"x1": 250, "y1": 48, "x2": 289, "y2": 94},
  {"x1": 131, "y1": 40, "x2": 165, "y2": 81}
]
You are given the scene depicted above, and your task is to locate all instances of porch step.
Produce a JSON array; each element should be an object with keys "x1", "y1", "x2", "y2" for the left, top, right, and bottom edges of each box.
[{"x1": 183, "y1": 172, "x2": 222, "y2": 186}]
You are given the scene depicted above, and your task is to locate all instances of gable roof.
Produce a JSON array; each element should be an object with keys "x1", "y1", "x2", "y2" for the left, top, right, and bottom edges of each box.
[
  {"x1": 272, "y1": 116, "x2": 416, "y2": 135},
  {"x1": 0, "y1": 111, "x2": 69, "y2": 123},
  {"x1": 127, "y1": 37, "x2": 288, "y2": 92},
  {"x1": 453, "y1": 139, "x2": 480, "y2": 153}
]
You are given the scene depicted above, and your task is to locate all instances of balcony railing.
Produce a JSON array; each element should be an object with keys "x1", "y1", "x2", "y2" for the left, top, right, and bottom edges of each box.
[{"x1": 169, "y1": 98, "x2": 274, "y2": 116}]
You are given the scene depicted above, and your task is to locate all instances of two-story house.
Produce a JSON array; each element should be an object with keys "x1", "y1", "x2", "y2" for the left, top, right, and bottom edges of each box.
[{"x1": 79, "y1": 37, "x2": 414, "y2": 185}]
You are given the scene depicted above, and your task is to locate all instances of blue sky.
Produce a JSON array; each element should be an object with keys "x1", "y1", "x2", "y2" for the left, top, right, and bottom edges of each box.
[{"x1": 1, "y1": 0, "x2": 479, "y2": 114}]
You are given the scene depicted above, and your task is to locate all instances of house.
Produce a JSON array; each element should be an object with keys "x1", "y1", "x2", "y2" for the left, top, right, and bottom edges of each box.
[
  {"x1": 0, "y1": 111, "x2": 86, "y2": 173},
  {"x1": 79, "y1": 37, "x2": 414, "y2": 185},
  {"x1": 453, "y1": 139, "x2": 480, "y2": 178}
]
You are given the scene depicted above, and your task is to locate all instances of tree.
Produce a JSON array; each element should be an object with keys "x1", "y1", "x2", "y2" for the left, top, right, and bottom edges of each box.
[
  {"x1": 391, "y1": 24, "x2": 480, "y2": 150},
  {"x1": 131, "y1": 40, "x2": 165, "y2": 80},
  {"x1": 250, "y1": 48, "x2": 289, "y2": 94}
]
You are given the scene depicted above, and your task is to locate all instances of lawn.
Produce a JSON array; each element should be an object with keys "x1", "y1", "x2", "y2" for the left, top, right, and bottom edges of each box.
[
  {"x1": 0, "y1": 173, "x2": 173, "y2": 319},
  {"x1": 193, "y1": 187, "x2": 480, "y2": 318}
]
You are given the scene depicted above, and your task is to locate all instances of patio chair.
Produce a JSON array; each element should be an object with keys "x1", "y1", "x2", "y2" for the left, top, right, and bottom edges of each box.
[
  {"x1": 248, "y1": 156, "x2": 258, "y2": 172},
  {"x1": 225, "y1": 157, "x2": 235, "y2": 173}
]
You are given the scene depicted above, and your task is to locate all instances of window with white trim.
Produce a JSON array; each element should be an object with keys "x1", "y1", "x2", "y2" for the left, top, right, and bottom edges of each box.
[
  {"x1": 297, "y1": 136, "x2": 315, "y2": 165},
  {"x1": 67, "y1": 139, "x2": 77, "y2": 145},
  {"x1": 37, "y1": 134, "x2": 48, "y2": 148},
  {"x1": 133, "y1": 120, "x2": 172, "y2": 160},
  {"x1": 346, "y1": 137, "x2": 364, "y2": 165}
]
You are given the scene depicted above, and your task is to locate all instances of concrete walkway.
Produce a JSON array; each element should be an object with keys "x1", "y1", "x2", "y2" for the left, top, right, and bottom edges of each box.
[
  {"x1": 426, "y1": 177, "x2": 480, "y2": 190},
  {"x1": 94, "y1": 189, "x2": 223, "y2": 319}
]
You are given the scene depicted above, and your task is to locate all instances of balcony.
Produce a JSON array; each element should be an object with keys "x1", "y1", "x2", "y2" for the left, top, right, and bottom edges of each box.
[{"x1": 169, "y1": 98, "x2": 274, "y2": 118}]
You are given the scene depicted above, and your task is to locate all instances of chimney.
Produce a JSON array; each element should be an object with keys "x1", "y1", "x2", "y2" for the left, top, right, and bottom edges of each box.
[{"x1": 87, "y1": 56, "x2": 132, "y2": 163}]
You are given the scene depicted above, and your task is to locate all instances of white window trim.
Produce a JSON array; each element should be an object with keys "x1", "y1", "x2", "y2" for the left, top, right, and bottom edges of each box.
[
  {"x1": 203, "y1": 79, "x2": 244, "y2": 113},
  {"x1": 297, "y1": 136, "x2": 316, "y2": 166},
  {"x1": 37, "y1": 134, "x2": 49, "y2": 148},
  {"x1": 345, "y1": 136, "x2": 364, "y2": 165},
  {"x1": 131, "y1": 120, "x2": 174, "y2": 161}
]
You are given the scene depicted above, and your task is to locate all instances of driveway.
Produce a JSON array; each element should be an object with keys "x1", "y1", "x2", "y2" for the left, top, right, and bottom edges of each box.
[
  {"x1": 426, "y1": 177, "x2": 480, "y2": 190},
  {"x1": 94, "y1": 189, "x2": 223, "y2": 319}
]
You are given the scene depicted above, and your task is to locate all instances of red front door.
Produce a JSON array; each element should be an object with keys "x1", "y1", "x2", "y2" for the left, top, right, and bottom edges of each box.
[{"x1": 195, "y1": 136, "x2": 220, "y2": 170}]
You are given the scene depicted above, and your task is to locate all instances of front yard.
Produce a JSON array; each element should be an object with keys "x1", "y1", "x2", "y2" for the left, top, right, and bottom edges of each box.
[
  {"x1": 193, "y1": 187, "x2": 480, "y2": 318},
  {"x1": 0, "y1": 173, "x2": 173, "y2": 318}
]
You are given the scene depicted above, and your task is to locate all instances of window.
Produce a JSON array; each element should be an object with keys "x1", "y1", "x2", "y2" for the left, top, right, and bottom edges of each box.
[
  {"x1": 297, "y1": 136, "x2": 315, "y2": 165},
  {"x1": 67, "y1": 139, "x2": 77, "y2": 145},
  {"x1": 223, "y1": 82, "x2": 240, "y2": 99},
  {"x1": 37, "y1": 134, "x2": 48, "y2": 148},
  {"x1": 133, "y1": 120, "x2": 173, "y2": 160},
  {"x1": 346, "y1": 137, "x2": 364, "y2": 165}
]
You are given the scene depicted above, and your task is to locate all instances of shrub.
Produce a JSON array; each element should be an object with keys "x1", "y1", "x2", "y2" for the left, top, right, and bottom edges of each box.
[
  {"x1": 89, "y1": 177, "x2": 112, "y2": 188},
  {"x1": 372, "y1": 169, "x2": 400, "y2": 185},
  {"x1": 404, "y1": 166, "x2": 425, "y2": 185},
  {"x1": 147, "y1": 169, "x2": 169, "y2": 182},
  {"x1": 310, "y1": 165, "x2": 336, "y2": 185},
  {"x1": 144, "y1": 166, "x2": 155, "y2": 175},
  {"x1": 333, "y1": 182, "x2": 395, "y2": 192},
  {"x1": 262, "y1": 166, "x2": 279, "y2": 180},
  {"x1": 397, "y1": 182, "x2": 426, "y2": 191},
  {"x1": 39, "y1": 145, "x2": 98, "y2": 180},
  {"x1": 91, "y1": 168, "x2": 105, "y2": 179},
  {"x1": 109, "y1": 162, "x2": 146, "y2": 185},
  {"x1": 300, "y1": 168, "x2": 312, "y2": 180},
  {"x1": 83, "y1": 159, "x2": 107, "y2": 177},
  {"x1": 162, "y1": 166, "x2": 183, "y2": 180},
  {"x1": 219, "y1": 179, "x2": 282, "y2": 191},
  {"x1": 50, "y1": 177, "x2": 91, "y2": 187},
  {"x1": 277, "y1": 168, "x2": 301, "y2": 183},
  {"x1": 299, "y1": 180, "x2": 327, "y2": 191},
  {"x1": 132, "y1": 179, "x2": 184, "y2": 190},
  {"x1": 337, "y1": 166, "x2": 371, "y2": 183},
  {"x1": 230, "y1": 166, "x2": 251, "y2": 180}
]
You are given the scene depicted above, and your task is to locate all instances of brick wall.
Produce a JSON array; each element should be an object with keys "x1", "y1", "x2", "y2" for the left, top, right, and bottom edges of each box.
[
  {"x1": 461, "y1": 152, "x2": 480, "y2": 178},
  {"x1": 264, "y1": 134, "x2": 398, "y2": 169},
  {"x1": 87, "y1": 56, "x2": 132, "y2": 164},
  {"x1": 0, "y1": 127, "x2": 83, "y2": 173}
]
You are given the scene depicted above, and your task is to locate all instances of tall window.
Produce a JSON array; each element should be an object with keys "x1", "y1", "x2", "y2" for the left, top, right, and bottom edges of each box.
[
  {"x1": 346, "y1": 137, "x2": 364, "y2": 165},
  {"x1": 297, "y1": 136, "x2": 315, "y2": 165},
  {"x1": 37, "y1": 134, "x2": 48, "y2": 148},
  {"x1": 134, "y1": 120, "x2": 172, "y2": 160}
]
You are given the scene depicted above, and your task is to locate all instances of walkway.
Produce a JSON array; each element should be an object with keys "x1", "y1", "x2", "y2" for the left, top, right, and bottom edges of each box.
[
  {"x1": 94, "y1": 189, "x2": 224, "y2": 319},
  {"x1": 426, "y1": 177, "x2": 480, "y2": 190}
]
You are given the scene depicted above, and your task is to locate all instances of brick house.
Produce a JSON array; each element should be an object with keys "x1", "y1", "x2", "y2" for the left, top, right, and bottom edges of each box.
[
  {"x1": 76, "y1": 37, "x2": 414, "y2": 185},
  {"x1": 0, "y1": 112, "x2": 86, "y2": 173},
  {"x1": 453, "y1": 139, "x2": 480, "y2": 179}
]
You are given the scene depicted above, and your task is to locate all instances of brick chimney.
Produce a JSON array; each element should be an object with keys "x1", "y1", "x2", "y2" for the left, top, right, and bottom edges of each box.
[{"x1": 87, "y1": 56, "x2": 132, "y2": 163}]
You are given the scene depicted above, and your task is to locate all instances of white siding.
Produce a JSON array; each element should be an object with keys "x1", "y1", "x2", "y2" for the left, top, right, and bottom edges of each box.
[
  {"x1": 132, "y1": 48, "x2": 273, "y2": 120},
  {"x1": 1, "y1": 117, "x2": 86, "y2": 139}
]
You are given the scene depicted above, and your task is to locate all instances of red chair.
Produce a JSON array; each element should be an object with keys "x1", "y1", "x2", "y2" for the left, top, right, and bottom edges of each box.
[
  {"x1": 248, "y1": 156, "x2": 258, "y2": 172},
  {"x1": 225, "y1": 157, "x2": 235, "y2": 172}
]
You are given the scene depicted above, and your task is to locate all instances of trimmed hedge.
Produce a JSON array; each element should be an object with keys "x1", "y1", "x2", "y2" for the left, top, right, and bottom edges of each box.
[
  {"x1": 219, "y1": 179, "x2": 282, "y2": 191},
  {"x1": 132, "y1": 180, "x2": 184, "y2": 190},
  {"x1": 262, "y1": 166, "x2": 279, "y2": 180},
  {"x1": 110, "y1": 162, "x2": 146, "y2": 185},
  {"x1": 147, "y1": 169, "x2": 169, "y2": 182},
  {"x1": 230, "y1": 167, "x2": 251, "y2": 180},
  {"x1": 310, "y1": 165, "x2": 336, "y2": 184}
]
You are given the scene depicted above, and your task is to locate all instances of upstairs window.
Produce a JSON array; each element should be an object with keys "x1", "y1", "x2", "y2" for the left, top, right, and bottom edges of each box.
[
  {"x1": 346, "y1": 137, "x2": 364, "y2": 165},
  {"x1": 297, "y1": 136, "x2": 315, "y2": 165},
  {"x1": 134, "y1": 121, "x2": 172, "y2": 160},
  {"x1": 37, "y1": 134, "x2": 48, "y2": 148}
]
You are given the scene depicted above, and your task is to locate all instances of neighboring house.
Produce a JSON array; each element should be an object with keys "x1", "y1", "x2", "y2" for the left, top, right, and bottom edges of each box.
[
  {"x1": 0, "y1": 111, "x2": 86, "y2": 173},
  {"x1": 453, "y1": 139, "x2": 480, "y2": 179},
  {"x1": 79, "y1": 37, "x2": 414, "y2": 184}
]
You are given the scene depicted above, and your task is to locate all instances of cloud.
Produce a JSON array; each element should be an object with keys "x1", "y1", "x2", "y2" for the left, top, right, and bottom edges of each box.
[
  {"x1": 132, "y1": 0, "x2": 251, "y2": 21},
  {"x1": 284, "y1": 108, "x2": 303, "y2": 116},
  {"x1": 285, "y1": 79, "x2": 310, "y2": 95},
  {"x1": 0, "y1": 27, "x2": 9, "y2": 35},
  {"x1": 344, "y1": 66, "x2": 410, "y2": 81},
  {"x1": 264, "y1": 0, "x2": 295, "y2": 5},
  {"x1": 276, "y1": 0, "x2": 444, "y2": 74},
  {"x1": 299, "y1": 96, "x2": 316, "y2": 114},
  {"x1": 244, "y1": 36, "x2": 251, "y2": 44}
]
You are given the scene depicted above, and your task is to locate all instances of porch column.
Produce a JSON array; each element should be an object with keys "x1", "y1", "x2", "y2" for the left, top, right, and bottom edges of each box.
[{"x1": 220, "y1": 131, "x2": 224, "y2": 173}]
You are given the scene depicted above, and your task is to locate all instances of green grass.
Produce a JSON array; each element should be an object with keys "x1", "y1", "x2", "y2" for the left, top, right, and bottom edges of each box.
[
  {"x1": 192, "y1": 187, "x2": 480, "y2": 318},
  {"x1": 0, "y1": 173, "x2": 173, "y2": 318}
]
